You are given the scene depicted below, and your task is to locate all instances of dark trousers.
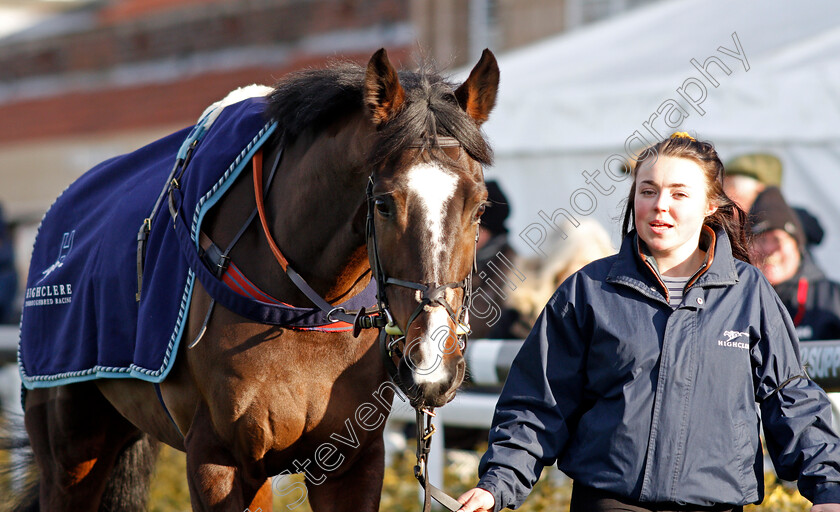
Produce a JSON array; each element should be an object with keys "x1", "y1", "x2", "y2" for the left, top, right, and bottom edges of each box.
[{"x1": 570, "y1": 483, "x2": 743, "y2": 512}]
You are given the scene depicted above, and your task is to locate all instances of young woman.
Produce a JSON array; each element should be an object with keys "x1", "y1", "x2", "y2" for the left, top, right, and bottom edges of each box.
[{"x1": 457, "y1": 133, "x2": 840, "y2": 512}]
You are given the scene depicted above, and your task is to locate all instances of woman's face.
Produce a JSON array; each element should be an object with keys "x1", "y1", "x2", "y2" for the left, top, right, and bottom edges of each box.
[{"x1": 634, "y1": 156, "x2": 717, "y2": 267}]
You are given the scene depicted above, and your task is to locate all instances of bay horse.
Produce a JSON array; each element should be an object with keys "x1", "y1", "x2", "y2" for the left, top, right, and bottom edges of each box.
[{"x1": 9, "y1": 48, "x2": 498, "y2": 511}]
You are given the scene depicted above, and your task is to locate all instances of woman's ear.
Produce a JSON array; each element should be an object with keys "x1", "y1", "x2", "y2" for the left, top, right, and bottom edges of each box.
[{"x1": 705, "y1": 204, "x2": 719, "y2": 217}]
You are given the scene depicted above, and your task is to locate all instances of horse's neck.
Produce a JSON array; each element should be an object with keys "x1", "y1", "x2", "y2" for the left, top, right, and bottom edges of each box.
[
  {"x1": 211, "y1": 123, "x2": 372, "y2": 306},
  {"x1": 273, "y1": 133, "x2": 373, "y2": 302}
]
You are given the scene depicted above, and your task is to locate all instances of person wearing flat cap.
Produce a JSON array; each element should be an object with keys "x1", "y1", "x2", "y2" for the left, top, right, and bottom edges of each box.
[
  {"x1": 724, "y1": 153, "x2": 783, "y2": 211},
  {"x1": 749, "y1": 187, "x2": 840, "y2": 341}
]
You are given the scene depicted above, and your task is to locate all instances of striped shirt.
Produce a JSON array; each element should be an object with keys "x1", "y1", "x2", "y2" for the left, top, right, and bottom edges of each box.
[{"x1": 661, "y1": 276, "x2": 690, "y2": 307}]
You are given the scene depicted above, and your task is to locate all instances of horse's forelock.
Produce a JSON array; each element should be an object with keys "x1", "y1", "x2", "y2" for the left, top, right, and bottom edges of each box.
[
  {"x1": 265, "y1": 61, "x2": 492, "y2": 169},
  {"x1": 371, "y1": 69, "x2": 493, "y2": 169}
]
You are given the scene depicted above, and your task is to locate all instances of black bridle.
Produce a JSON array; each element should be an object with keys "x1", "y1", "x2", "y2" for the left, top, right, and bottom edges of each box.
[
  {"x1": 365, "y1": 166, "x2": 474, "y2": 395},
  {"x1": 365, "y1": 137, "x2": 478, "y2": 512}
]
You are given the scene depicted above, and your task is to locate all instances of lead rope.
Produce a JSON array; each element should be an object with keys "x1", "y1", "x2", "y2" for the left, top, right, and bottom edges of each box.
[{"x1": 415, "y1": 408, "x2": 464, "y2": 512}]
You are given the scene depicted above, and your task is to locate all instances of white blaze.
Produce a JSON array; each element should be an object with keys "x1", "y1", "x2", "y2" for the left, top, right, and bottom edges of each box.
[
  {"x1": 406, "y1": 162, "x2": 458, "y2": 282},
  {"x1": 410, "y1": 308, "x2": 456, "y2": 385},
  {"x1": 405, "y1": 162, "x2": 458, "y2": 384}
]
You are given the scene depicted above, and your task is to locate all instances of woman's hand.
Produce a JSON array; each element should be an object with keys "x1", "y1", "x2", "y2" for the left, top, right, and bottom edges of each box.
[
  {"x1": 812, "y1": 505, "x2": 840, "y2": 512},
  {"x1": 457, "y1": 487, "x2": 495, "y2": 512}
]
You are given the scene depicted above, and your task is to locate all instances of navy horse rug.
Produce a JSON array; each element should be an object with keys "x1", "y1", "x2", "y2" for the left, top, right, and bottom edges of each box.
[{"x1": 19, "y1": 86, "x2": 376, "y2": 389}]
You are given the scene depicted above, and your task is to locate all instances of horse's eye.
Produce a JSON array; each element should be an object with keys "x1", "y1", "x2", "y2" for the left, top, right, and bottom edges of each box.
[
  {"x1": 375, "y1": 198, "x2": 391, "y2": 217},
  {"x1": 475, "y1": 203, "x2": 487, "y2": 220}
]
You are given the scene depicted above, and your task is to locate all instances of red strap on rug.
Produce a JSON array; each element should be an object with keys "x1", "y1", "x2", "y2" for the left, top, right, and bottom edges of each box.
[
  {"x1": 228, "y1": 150, "x2": 355, "y2": 332},
  {"x1": 222, "y1": 261, "x2": 286, "y2": 305},
  {"x1": 220, "y1": 261, "x2": 355, "y2": 331}
]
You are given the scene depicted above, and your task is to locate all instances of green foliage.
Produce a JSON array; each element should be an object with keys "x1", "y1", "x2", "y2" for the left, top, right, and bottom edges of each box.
[{"x1": 148, "y1": 444, "x2": 190, "y2": 512}]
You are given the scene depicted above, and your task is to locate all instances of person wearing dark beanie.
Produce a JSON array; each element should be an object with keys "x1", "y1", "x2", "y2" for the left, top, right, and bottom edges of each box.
[
  {"x1": 749, "y1": 187, "x2": 840, "y2": 340},
  {"x1": 480, "y1": 181, "x2": 510, "y2": 237},
  {"x1": 470, "y1": 180, "x2": 518, "y2": 340}
]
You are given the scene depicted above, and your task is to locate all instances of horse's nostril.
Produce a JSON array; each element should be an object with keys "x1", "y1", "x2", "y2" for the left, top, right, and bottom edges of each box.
[{"x1": 455, "y1": 357, "x2": 466, "y2": 377}]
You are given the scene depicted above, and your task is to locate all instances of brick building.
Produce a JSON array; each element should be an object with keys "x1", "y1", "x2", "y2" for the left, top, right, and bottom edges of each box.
[{"x1": 0, "y1": 0, "x2": 417, "y2": 220}]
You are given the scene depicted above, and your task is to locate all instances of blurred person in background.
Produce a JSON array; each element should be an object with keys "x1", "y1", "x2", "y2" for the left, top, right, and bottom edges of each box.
[
  {"x1": 725, "y1": 152, "x2": 825, "y2": 253},
  {"x1": 447, "y1": 220, "x2": 614, "y2": 450},
  {"x1": 749, "y1": 187, "x2": 840, "y2": 341},
  {"x1": 445, "y1": 180, "x2": 518, "y2": 450},
  {"x1": 469, "y1": 180, "x2": 518, "y2": 340},
  {"x1": 489, "y1": 219, "x2": 615, "y2": 340},
  {"x1": 723, "y1": 153, "x2": 781, "y2": 212},
  {"x1": 448, "y1": 201, "x2": 614, "y2": 450},
  {"x1": 0, "y1": 205, "x2": 17, "y2": 324}
]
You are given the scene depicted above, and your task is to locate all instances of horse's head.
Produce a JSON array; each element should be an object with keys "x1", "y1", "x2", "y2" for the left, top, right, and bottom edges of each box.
[{"x1": 363, "y1": 49, "x2": 499, "y2": 408}]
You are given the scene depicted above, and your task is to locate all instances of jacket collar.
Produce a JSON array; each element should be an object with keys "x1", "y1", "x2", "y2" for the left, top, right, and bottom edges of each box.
[{"x1": 607, "y1": 225, "x2": 739, "y2": 299}]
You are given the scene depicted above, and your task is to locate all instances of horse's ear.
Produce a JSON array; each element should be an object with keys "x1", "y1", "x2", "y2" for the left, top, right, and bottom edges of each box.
[
  {"x1": 364, "y1": 48, "x2": 406, "y2": 126},
  {"x1": 454, "y1": 49, "x2": 499, "y2": 125}
]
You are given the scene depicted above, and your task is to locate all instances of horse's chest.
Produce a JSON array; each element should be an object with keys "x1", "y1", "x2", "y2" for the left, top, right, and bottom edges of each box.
[{"x1": 257, "y1": 387, "x2": 388, "y2": 477}]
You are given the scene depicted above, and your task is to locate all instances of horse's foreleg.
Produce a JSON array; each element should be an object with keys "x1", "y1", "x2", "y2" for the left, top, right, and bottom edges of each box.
[
  {"x1": 247, "y1": 479, "x2": 273, "y2": 511},
  {"x1": 306, "y1": 436, "x2": 385, "y2": 512},
  {"x1": 185, "y1": 404, "x2": 270, "y2": 512}
]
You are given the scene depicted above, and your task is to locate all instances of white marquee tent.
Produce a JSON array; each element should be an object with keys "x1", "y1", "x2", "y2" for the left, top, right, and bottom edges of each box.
[{"x1": 471, "y1": 0, "x2": 840, "y2": 280}]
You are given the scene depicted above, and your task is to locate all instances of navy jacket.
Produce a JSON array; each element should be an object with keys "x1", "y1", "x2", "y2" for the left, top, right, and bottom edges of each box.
[{"x1": 477, "y1": 227, "x2": 840, "y2": 509}]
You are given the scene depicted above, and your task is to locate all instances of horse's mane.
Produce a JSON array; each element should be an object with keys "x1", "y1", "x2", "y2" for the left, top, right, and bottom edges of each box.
[{"x1": 265, "y1": 60, "x2": 493, "y2": 166}]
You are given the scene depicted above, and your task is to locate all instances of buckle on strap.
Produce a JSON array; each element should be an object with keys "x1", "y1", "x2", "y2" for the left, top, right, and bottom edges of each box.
[
  {"x1": 199, "y1": 240, "x2": 230, "y2": 278},
  {"x1": 352, "y1": 307, "x2": 388, "y2": 337},
  {"x1": 136, "y1": 217, "x2": 153, "y2": 301}
]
